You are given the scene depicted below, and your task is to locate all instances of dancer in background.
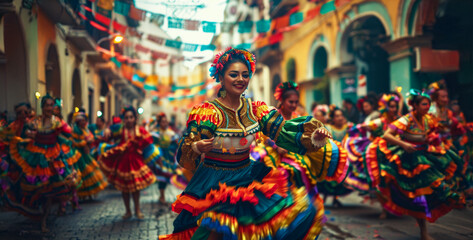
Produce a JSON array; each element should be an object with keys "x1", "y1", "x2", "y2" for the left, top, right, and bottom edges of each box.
[
  {"x1": 317, "y1": 106, "x2": 352, "y2": 207},
  {"x1": 368, "y1": 89, "x2": 465, "y2": 240},
  {"x1": 151, "y1": 113, "x2": 180, "y2": 204},
  {"x1": 5, "y1": 95, "x2": 81, "y2": 232},
  {"x1": 346, "y1": 93, "x2": 400, "y2": 218},
  {"x1": 71, "y1": 111, "x2": 107, "y2": 201},
  {"x1": 99, "y1": 106, "x2": 161, "y2": 219},
  {"x1": 160, "y1": 48, "x2": 343, "y2": 240}
]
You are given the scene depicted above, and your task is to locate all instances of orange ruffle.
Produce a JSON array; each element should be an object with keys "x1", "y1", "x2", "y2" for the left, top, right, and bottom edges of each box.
[
  {"x1": 377, "y1": 186, "x2": 463, "y2": 222},
  {"x1": 172, "y1": 168, "x2": 288, "y2": 216},
  {"x1": 380, "y1": 170, "x2": 442, "y2": 198},
  {"x1": 159, "y1": 227, "x2": 198, "y2": 240},
  {"x1": 196, "y1": 187, "x2": 321, "y2": 240},
  {"x1": 365, "y1": 138, "x2": 381, "y2": 187}
]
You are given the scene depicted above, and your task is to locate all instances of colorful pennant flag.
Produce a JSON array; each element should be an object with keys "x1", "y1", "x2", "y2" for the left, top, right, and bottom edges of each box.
[
  {"x1": 320, "y1": 0, "x2": 337, "y2": 15},
  {"x1": 202, "y1": 21, "x2": 217, "y2": 33},
  {"x1": 238, "y1": 21, "x2": 253, "y2": 33},
  {"x1": 256, "y1": 20, "x2": 271, "y2": 33}
]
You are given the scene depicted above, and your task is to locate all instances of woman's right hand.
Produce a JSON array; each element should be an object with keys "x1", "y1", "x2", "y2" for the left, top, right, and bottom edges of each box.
[
  {"x1": 276, "y1": 147, "x2": 288, "y2": 155},
  {"x1": 103, "y1": 129, "x2": 111, "y2": 139},
  {"x1": 196, "y1": 138, "x2": 214, "y2": 153},
  {"x1": 401, "y1": 142, "x2": 417, "y2": 153}
]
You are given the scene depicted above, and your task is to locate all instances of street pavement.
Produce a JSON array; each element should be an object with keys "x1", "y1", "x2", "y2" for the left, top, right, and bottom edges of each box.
[{"x1": 0, "y1": 184, "x2": 472, "y2": 240}]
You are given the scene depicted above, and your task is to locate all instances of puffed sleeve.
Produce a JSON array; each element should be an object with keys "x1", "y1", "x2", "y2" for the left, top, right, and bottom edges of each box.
[
  {"x1": 252, "y1": 100, "x2": 328, "y2": 155},
  {"x1": 138, "y1": 127, "x2": 162, "y2": 164},
  {"x1": 176, "y1": 102, "x2": 222, "y2": 172},
  {"x1": 388, "y1": 114, "x2": 409, "y2": 134}
]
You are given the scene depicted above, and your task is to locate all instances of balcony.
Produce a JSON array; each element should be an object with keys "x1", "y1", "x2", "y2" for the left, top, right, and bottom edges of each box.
[
  {"x1": 0, "y1": 0, "x2": 15, "y2": 13},
  {"x1": 37, "y1": 0, "x2": 80, "y2": 26},
  {"x1": 270, "y1": 0, "x2": 299, "y2": 19},
  {"x1": 257, "y1": 44, "x2": 283, "y2": 65}
]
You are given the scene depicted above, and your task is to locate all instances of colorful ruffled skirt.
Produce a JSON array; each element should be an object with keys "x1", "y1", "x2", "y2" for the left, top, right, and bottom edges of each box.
[
  {"x1": 3, "y1": 136, "x2": 81, "y2": 218},
  {"x1": 366, "y1": 138, "x2": 466, "y2": 222},
  {"x1": 316, "y1": 140, "x2": 352, "y2": 197},
  {"x1": 342, "y1": 135, "x2": 372, "y2": 194},
  {"x1": 73, "y1": 148, "x2": 107, "y2": 197},
  {"x1": 160, "y1": 160, "x2": 322, "y2": 240},
  {"x1": 160, "y1": 140, "x2": 350, "y2": 239},
  {"x1": 99, "y1": 141, "x2": 157, "y2": 193}
]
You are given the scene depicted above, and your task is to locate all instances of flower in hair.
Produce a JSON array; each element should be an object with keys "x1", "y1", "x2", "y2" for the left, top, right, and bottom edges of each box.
[
  {"x1": 274, "y1": 81, "x2": 299, "y2": 101},
  {"x1": 378, "y1": 94, "x2": 400, "y2": 114}
]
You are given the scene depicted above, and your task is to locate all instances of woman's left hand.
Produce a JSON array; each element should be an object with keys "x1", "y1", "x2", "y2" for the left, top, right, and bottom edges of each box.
[{"x1": 313, "y1": 128, "x2": 332, "y2": 142}]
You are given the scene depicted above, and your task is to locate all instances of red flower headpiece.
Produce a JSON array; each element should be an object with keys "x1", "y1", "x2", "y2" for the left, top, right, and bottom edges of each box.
[{"x1": 274, "y1": 81, "x2": 299, "y2": 101}]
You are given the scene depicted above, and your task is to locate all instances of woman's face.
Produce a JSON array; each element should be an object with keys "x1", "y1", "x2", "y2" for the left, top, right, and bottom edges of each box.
[
  {"x1": 123, "y1": 111, "x2": 136, "y2": 128},
  {"x1": 78, "y1": 118, "x2": 87, "y2": 128},
  {"x1": 42, "y1": 99, "x2": 54, "y2": 117},
  {"x1": 333, "y1": 110, "x2": 346, "y2": 126},
  {"x1": 436, "y1": 89, "x2": 449, "y2": 107},
  {"x1": 159, "y1": 117, "x2": 169, "y2": 129},
  {"x1": 96, "y1": 118, "x2": 104, "y2": 128},
  {"x1": 362, "y1": 101, "x2": 373, "y2": 115},
  {"x1": 15, "y1": 105, "x2": 29, "y2": 121},
  {"x1": 415, "y1": 98, "x2": 431, "y2": 116},
  {"x1": 281, "y1": 93, "x2": 299, "y2": 114},
  {"x1": 387, "y1": 100, "x2": 398, "y2": 116},
  {"x1": 313, "y1": 110, "x2": 326, "y2": 123},
  {"x1": 220, "y1": 62, "x2": 250, "y2": 98}
]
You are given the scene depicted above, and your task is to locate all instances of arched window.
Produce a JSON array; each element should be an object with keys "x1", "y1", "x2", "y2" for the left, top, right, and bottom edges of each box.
[{"x1": 286, "y1": 58, "x2": 296, "y2": 82}]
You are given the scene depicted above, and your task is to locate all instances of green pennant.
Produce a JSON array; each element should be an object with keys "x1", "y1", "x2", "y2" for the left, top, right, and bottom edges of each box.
[{"x1": 320, "y1": 0, "x2": 336, "y2": 15}]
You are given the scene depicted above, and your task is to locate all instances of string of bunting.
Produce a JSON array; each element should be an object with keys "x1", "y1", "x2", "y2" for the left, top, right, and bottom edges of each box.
[{"x1": 81, "y1": 2, "x2": 217, "y2": 53}]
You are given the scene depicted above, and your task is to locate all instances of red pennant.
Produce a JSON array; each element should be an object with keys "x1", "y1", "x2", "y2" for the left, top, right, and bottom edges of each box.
[
  {"x1": 113, "y1": 20, "x2": 127, "y2": 34},
  {"x1": 95, "y1": 12, "x2": 111, "y2": 26}
]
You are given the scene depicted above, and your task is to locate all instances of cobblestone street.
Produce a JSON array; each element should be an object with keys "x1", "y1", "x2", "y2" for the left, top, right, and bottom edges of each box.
[
  {"x1": 0, "y1": 184, "x2": 180, "y2": 240},
  {"x1": 1, "y1": 185, "x2": 472, "y2": 240}
]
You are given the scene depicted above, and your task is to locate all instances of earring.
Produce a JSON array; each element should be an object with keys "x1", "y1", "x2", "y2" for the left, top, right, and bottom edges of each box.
[
  {"x1": 241, "y1": 89, "x2": 248, "y2": 98},
  {"x1": 220, "y1": 87, "x2": 227, "y2": 98}
]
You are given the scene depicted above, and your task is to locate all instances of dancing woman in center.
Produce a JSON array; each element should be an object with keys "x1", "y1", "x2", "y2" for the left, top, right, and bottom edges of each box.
[{"x1": 159, "y1": 48, "x2": 347, "y2": 240}]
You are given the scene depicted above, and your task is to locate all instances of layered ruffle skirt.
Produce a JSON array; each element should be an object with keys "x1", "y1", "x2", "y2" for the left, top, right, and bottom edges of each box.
[{"x1": 365, "y1": 138, "x2": 466, "y2": 222}]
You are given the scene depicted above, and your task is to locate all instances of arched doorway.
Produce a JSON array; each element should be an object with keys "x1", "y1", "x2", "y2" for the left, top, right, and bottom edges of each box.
[
  {"x1": 339, "y1": 15, "x2": 390, "y2": 95},
  {"x1": 313, "y1": 47, "x2": 328, "y2": 78},
  {"x1": 72, "y1": 68, "x2": 82, "y2": 109},
  {"x1": 0, "y1": 12, "x2": 28, "y2": 121},
  {"x1": 311, "y1": 47, "x2": 330, "y2": 104},
  {"x1": 286, "y1": 58, "x2": 296, "y2": 82},
  {"x1": 45, "y1": 44, "x2": 61, "y2": 97}
]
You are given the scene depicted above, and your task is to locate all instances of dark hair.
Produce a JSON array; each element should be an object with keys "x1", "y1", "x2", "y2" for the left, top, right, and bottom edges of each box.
[
  {"x1": 121, "y1": 106, "x2": 137, "y2": 119},
  {"x1": 14, "y1": 102, "x2": 31, "y2": 111},
  {"x1": 276, "y1": 89, "x2": 299, "y2": 110},
  {"x1": 365, "y1": 92, "x2": 378, "y2": 109},
  {"x1": 217, "y1": 57, "x2": 249, "y2": 98},
  {"x1": 329, "y1": 107, "x2": 343, "y2": 119},
  {"x1": 343, "y1": 98, "x2": 354, "y2": 106},
  {"x1": 409, "y1": 95, "x2": 431, "y2": 109},
  {"x1": 41, "y1": 95, "x2": 54, "y2": 108},
  {"x1": 97, "y1": 116, "x2": 105, "y2": 123},
  {"x1": 156, "y1": 113, "x2": 167, "y2": 124},
  {"x1": 431, "y1": 88, "x2": 448, "y2": 102}
]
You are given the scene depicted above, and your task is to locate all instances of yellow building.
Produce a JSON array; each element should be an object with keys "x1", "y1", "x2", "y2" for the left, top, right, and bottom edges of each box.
[{"x1": 254, "y1": 0, "x2": 472, "y2": 119}]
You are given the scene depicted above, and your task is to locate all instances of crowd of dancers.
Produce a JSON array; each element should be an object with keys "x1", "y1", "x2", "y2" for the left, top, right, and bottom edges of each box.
[
  {"x1": 0, "y1": 96, "x2": 187, "y2": 233},
  {"x1": 1, "y1": 48, "x2": 472, "y2": 240}
]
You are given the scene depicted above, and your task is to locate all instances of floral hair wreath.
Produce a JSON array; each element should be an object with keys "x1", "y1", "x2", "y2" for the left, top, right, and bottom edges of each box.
[
  {"x1": 378, "y1": 93, "x2": 400, "y2": 114},
  {"x1": 426, "y1": 80, "x2": 446, "y2": 96},
  {"x1": 406, "y1": 89, "x2": 431, "y2": 106},
  {"x1": 274, "y1": 81, "x2": 299, "y2": 101},
  {"x1": 73, "y1": 111, "x2": 88, "y2": 122},
  {"x1": 209, "y1": 47, "x2": 256, "y2": 82}
]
